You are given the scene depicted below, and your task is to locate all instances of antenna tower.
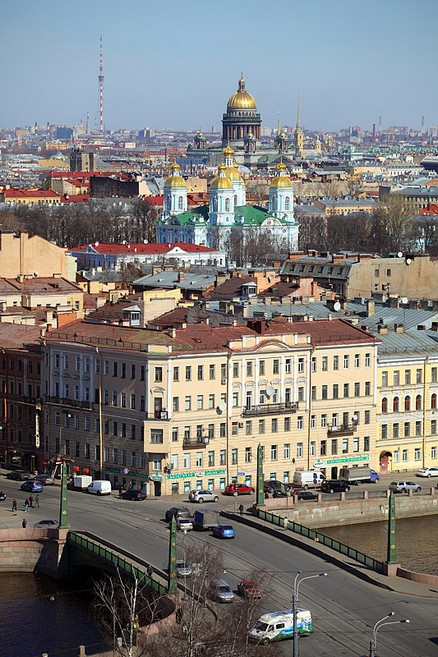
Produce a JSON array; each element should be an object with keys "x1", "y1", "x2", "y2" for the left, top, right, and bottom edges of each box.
[{"x1": 98, "y1": 35, "x2": 104, "y2": 134}]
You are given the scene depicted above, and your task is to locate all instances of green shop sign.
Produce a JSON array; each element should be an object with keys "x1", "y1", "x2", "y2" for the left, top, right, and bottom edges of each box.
[
  {"x1": 167, "y1": 468, "x2": 226, "y2": 481},
  {"x1": 326, "y1": 455, "x2": 370, "y2": 465}
]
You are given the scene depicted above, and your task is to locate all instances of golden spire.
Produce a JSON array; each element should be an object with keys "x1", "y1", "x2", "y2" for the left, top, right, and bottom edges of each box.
[
  {"x1": 277, "y1": 112, "x2": 281, "y2": 136},
  {"x1": 296, "y1": 94, "x2": 301, "y2": 128}
]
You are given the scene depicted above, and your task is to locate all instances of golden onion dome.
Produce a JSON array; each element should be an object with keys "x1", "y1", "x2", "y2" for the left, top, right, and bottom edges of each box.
[
  {"x1": 164, "y1": 162, "x2": 187, "y2": 188},
  {"x1": 270, "y1": 162, "x2": 292, "y2": 188},
  {"x1": 227, "y1": 76, "x2": 257, "y2": 110},
  {"x1": 223, "y1": 145, "x2": 235, "y2": 157},
  {"x1": 210, "y1": 164, "x2": 233, "y2": 190},
  {"x1": 224, "y1": 165, "x2": 242, "y2": 182}
]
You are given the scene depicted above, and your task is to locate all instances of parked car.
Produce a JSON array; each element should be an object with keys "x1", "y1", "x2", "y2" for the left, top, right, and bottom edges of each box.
[
  {"x1": 237, "y1": 580, "x2": 262, "y2": 599},
  {"x1": 34, "y1": 474, "x2": 55, "y2": 486},
  {"x1": 176, "y1": 560, "x2": 192, "y2": 577},
  {"x1": 389, "y1": 481, "x2": 422, "y2": 493},
  {"x1": 6, "y1": 470, "x2": 31, "y2": 481},
  {"x1": 212, "y1": 524, "x2": 235, "y2": 539},
  {"x1": 165, "y1": 507, "x2": 191, "y2": 523},
  {"x1": 223, "y1": 483, "x2": 255, "y2": 495},
  {"x1": 0, "y1": 492, "x2": 6, "y2": 501},
  {"x1": 417, "y1": 467, "x2": 438, "y2": 478},
  {"x1": 34, "y1": 519, "x2": 59, "y2": 529},
  {"x1": 209, "y1": 578, "x2": 235, "y2": 603},
  {"x1": 176, "y1": 517, "x2": 194, "y2": 531},
  {"x1": 297, "y1": 491, "x2": 317, "y2": 501},
  {"x1": 320, "y1": 480, "x2": 350, "y2": 494},
  {"x1": 121, "y1": 489, "x2": 147, "y2": 501},
  {"x1": 188, "y1": 489, "x2": 219, "y2": 504},
  {"x1": 263, "y1": 480, "x2": 289, "y2": 494},
  {"x1": 21, "y1": 480, "x2": 44, "y2": 493}
]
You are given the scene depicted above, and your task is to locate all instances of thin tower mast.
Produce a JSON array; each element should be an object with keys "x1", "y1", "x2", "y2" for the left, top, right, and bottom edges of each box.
[{"x1": 98, "y1": 35, "x2": 104, "y2": 135}]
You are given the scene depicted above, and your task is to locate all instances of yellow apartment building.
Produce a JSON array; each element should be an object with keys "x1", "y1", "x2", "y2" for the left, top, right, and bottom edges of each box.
[{"x1": 41, "y1": 317, "x2": 379, "y2": 495}]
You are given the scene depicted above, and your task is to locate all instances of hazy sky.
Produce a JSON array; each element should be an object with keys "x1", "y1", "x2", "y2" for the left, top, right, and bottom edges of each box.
[{"x1": 2, "y1": 0, "x2": 437, "y2": 132}]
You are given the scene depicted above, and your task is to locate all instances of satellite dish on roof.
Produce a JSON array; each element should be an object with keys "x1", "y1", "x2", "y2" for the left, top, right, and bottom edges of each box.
[
  {"x1": 94, "y1": 241, "x2": 99, "y2": 247},
  {"x1": 217, "y1": 401, "x2": 227, "y2": 413},
  {"x1": 397, "y1": 251, "x2": 403, "y2": 258},
  {"x1": 401, "y1": 297, "x2": 408, "y2": 305},
  {"x1": 266, "y1": 386, "x2": 275, "y2": 398},
  {"x1": 333, "y1": 301, "x2": 341, "y2": 312}
]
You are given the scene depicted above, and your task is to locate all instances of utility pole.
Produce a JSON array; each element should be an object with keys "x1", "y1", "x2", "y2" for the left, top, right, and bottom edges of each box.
[
  {"x1": 168, "y1": 516, "x2": 177, "y2": 593},
  {"x1": 58, "y1": 461, "x2": 69, "y2": 529},
  {"x1": 256, "y1": 443, "x2": 265, "y2": 506},
  {"x1": 386, "y1": 491, "x2": 397, "y2": 564}
]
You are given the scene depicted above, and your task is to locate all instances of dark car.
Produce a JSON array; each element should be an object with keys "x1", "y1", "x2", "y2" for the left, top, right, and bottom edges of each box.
[
  {"x1": 21, "y1": 480, "x2": 44, "y2": 493},
  {"x1": 321, "y1": 479, "x2": 350, "y2": 494},
  {"x1": 33, "y1": 519, "x2": 59, "y2": 529},
  {"x1": 263, "y1": 480, "x2": 289, "y2": 494},
  {"x1": 34, "y1": 474, "x2": 55, "y2": 486},
  {"x1": 121, "y1": 489, "x2": 147, "y2": 501},
  {"x1": 297, "y1": 491, "x2": 317, "y2": 501},
  {"x1": 6, "y1": 470, "x2": 31, "y2": 481},
  {"x1": 0, "y1": 492, "x2": 6, "y2": 501},
  {"x1": 165, "y1": 506, "x2": 191, "y2": 523},
  {"x1": 237, "y1": 580, "x2": 262, "y2": 599}
]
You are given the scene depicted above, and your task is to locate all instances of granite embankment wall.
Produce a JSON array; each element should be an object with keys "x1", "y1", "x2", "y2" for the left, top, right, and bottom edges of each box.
[
  {"x1": 263, "y1": 488, "x2": 438, "y2": 528},
  {"x1": 0, "y1": 527, "x2": 68, "y2": 578}
]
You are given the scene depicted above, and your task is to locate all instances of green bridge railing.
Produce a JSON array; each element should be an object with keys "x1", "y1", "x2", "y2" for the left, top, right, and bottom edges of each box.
[
  {"x1": 257, "y1": 508, "x2": 385, "y2": 574},
  {"x1": 68, "y1": 531, "x2": 167, "y2": 595}
]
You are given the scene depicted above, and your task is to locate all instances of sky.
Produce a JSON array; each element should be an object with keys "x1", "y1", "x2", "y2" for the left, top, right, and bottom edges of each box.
[{"x1": 2, "y1": 0, "x2": 438, "y2": 133}]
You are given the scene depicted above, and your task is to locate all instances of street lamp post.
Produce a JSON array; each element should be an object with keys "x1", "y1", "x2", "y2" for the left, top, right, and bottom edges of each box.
[
  {"x1": 292, "y1": 571, "x2": 327, "y2": 657},
  {"x1": 369, "y1": 612, "x2": 410, "y2": 657}
]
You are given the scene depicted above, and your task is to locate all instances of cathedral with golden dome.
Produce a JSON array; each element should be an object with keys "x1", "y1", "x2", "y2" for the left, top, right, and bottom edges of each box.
[
  {"x1": 222, "y1": 75, "x2": 262, "y2": 150},
  {"x1": 157, "y1": 146, "x2": 299, "y2": 255}
]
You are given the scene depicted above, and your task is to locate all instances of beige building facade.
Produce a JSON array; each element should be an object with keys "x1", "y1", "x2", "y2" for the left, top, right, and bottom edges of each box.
[{"x1": 0, "y1": 231, "x2": 76, "y2": 282}]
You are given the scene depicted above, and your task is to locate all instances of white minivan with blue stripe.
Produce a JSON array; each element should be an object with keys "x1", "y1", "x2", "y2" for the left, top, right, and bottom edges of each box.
[{"x1": 249, "y1": 609, "x2": 312, "y2": 643}]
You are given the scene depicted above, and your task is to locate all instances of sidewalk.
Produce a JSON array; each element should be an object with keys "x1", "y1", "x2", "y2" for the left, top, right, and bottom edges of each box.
[{"x1": 222, "y1": 509, "x2": 438, "y2": 600}]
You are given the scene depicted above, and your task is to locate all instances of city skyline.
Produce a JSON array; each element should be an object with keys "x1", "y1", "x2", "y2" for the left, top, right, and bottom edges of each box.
[{"x1": 2, "y1": 0, "x2": 438, "y2": 133}]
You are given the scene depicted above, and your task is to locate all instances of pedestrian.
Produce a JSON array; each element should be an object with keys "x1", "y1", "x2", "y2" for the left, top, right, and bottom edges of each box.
[
  {"x1": 11, "y1": 498, "x2": 17, "y2": 512},
  {"x1": 22, "y1": 518, "x2": 27, "y2": 529},
  {"x1": 147, "y1": 564, "x2": 153, "y2": 578},
  {"x1": 24, "y1": 499, "x2": 29, "y2": 512},
  {"x1": 29, "y1": 494, "x2": 34, "y2": 508},
  {"x1": 239, "y1": 503, "x2": 244, "y2": 516},
  {"x1": 35, "y1": 493, "x2": 40, "y2": 509}
]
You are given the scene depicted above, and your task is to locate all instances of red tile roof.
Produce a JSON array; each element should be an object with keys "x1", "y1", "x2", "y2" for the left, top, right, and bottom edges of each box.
[
  {"x1": 4, "y1": 189, "x2": 60, "y2": 199},
  {"x1": 70, "y1": 242, "x2": 217, "y2": 255},
  {"x1": 0, "y1": 323, "x2": 42, "y2": 349}
]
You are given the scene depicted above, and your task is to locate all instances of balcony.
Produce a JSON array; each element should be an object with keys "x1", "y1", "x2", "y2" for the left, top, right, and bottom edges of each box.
[
  {"x1": 145, "y1": 410, "x2": 170, "y2": 421},
  {"x1": 327, "y1": 422, "x2": 358, "y2": 437},
  {"x1": 45, "y1": 396, "x2": 92, "y2": 411},
  {"x1": 183, "y1": 435, "x2": 210, "y2": 449},
  {"x1": 242, "y1": 402, "x2": 298, "y2": 417}
]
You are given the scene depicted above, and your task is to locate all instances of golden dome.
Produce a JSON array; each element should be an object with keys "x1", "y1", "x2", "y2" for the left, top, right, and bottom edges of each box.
[
  {"x1": 164, "y1": 162, "x2": 187, "y2": 188},
  {"x1": 223, "y1": 145, "x2": 235, "y2": 157},
  {"x1": 270, "y1": 162, "x2": 292, "y2": 188},
  {"x1": 227, "y1": 76, "x2": 257, "y2": 110},
  {"x1": 210, "y1": 164, "x2": 233, "y2": 190},
  {"x1": 224, "y1": 164, "x2": 242, "y2": 182}
]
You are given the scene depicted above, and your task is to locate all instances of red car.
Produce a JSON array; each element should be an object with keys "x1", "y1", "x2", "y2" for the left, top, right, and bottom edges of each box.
[
  {"x1": 224, "y1": 483, "x2": 255, "y2": 495},
  {"x1": 237, "y1": 580, "x2": 262, "y2": 599}
]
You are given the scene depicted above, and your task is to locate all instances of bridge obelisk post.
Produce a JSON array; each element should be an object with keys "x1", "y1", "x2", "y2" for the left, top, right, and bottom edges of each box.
[
  {"x1": 59, "y1": 460, "x2": 69, "y2": 529},
  {"x1": 168, "y1": 516, "x2": 177, "y2": 593}
]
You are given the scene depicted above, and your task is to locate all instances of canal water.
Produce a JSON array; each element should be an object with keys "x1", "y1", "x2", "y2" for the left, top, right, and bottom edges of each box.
[
  {"x1": 321, "y1": 514, "x2": 438, "y2": 575},
  {"x1": 0, "y1": 572, "x2": 107, "y2": 657}
]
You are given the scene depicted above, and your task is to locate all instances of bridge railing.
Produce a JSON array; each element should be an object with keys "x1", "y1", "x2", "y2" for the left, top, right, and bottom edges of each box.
[
  {"x1": 68, "y1": 531, "x2": 167, "y2": 595},
  {"x1": 257, "y1": 508, "x2": 385, "y2": 574}
]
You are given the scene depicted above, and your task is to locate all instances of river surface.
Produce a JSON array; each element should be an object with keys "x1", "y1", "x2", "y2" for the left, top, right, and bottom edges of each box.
[
  {"x1": 321, "y1": 514, "x2": 438, "y2": 575},
  {"x1": 0, "y1": 572, "x2": 107, "y2": 657}
]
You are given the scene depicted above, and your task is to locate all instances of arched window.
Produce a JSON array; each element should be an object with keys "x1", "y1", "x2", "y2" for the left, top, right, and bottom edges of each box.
[
  {"x1": 404, "y1": 395, "x2": 411, "y2": 411},
  {"x1": 381, "y1": 397, "x2": 388, "y2": 413},
  {"x1": 178, "y1": 196, "x2": 183, "y2": 210},
  {"x1": 212, "y1": 197, "x2": 217, "y2": 212},
  {"x1": 285, "y1": 196, "x2": 290, "y2": 211},
  {"x1": 225, "y1": 198, "x2": 230, "y2": 212},
  {"x1": 393, "y1": 396, "x2": 399, "y2": 412},
  {"x1": 431, "y1": 393, "x2": 437, "y2": 410},
  {"x1": 234, "y1": 194, "x2": 238, "y2": 205},
  {"x1": 415, "y1": 394, "x2": 422, "y2": 411}
]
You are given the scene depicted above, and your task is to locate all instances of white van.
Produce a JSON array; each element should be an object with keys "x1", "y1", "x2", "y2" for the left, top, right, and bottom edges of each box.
[
  {"x1": 249, "y1": 609, "x2": 312, "y2": 643},
  {"x1": 87, "y1": 480, "x2": 112, "y2": 496},
  {"x1": 293, "y1": 470, "x2": 325, "y2": 490}
]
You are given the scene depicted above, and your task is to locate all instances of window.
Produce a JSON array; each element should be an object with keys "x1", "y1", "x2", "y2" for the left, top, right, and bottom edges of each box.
[
  {"x1": 431, "y1": 393, "x2": 437, "y2": 409},
  {"x1": 381, "y1": 424, "x2": 388, "y2": 439},
  {"x1": 173, "y1": 397, "x2": 179, "y2": 412},
  {"x1": 220, "y1": 423, "x2": 226, "y2": 437},
  {"x1": 333, "y1": 384, "x2": 339, "y2": 399},
  {"x1": 297, "y1": 416, "x2": 304, "y2": 430},
  {"x1": 259, "y1": 420, "x2": 265, "y2": 434},
  {"x1": 353, "y1": 437, "x2": 359, "y2": 452},
  {"x1": 197, "y1": 365, "x2": 204, "y2": 381},
  {"x1": 416, "y1": 395, "x2": 422, "y2": 411},
  {"x1": 121, "y1": 393, "x2": 126, "y2": 408},
  {"x1": 259, "y1": 360, "x2": 265, "y2": 375},
  {"x1": 298, "y1": 386, "x2": 304, "y2": 402},
  {"x1": 365, "y1": 353, "x2": 371, "y2": 367},
  {"x1": 331, "y1": 439, "x2": 338, "y2": 455},
  {"x1": 320, "y1": 440, "x2": 327, "y2": 456},
  {"x1": 232, "y1": 392, "x2": 239, "y2": 407},
  {"x1": 392, "y1": 396, "x2": 399, "y2": 412},
  {"x1": 284, "y1": 443, "x2": 290, "y2": 459},
  {"x1": 273, "y1": 359, "x2": 279, "y2": 374},
  {"x1": 382, "y1": 371, "x2": 388, "y2": 386},
  {"x1": 285, "y1": 359, "x2": 292, "y2": 374},
  {"x1": 231, "y1": 448, "x2": 238, "y2": 465},
  {"x1": 405, "y1": 370, "x2": 411, "y2": 385},
  {"x1": 197, "y1": 395, "x2": 203, "y2": 410},
  {"x1": 311, "y1": 386, "x2": 316, "y2": 401},
  {"x1": 404, "y1": 396, "x2": 411, "y2": 411},
  {"x1": 208, "y1": 394, "x2": 215, "y2": 409},
  {"x1": 209, "y1": 364, "x2": 215, "y2": 380},
  {"x1": 196, "y1": 452, "x2": 203, "y2": 468},
  {"x1": 343, "y1": 355, "x2": 349, "y2": 369},
  {"x1": 140, "y1": 366, "x2": 145, "y2": 381},
  {"x1": 363, "y1": 436, "x2": 370, "y2": 452},
  {"x1": 415, "y1": 421, "x2": 422, "y2": 436},
  {"x1": 233, "y1": 362, "x2": 239, "y2": 378},
  {"x1": 298, "y1": 357, "x2": 304, "y2": 373},
  {"x1": 432, "y1": 445, "x2": 437, "y2": 457},
  {"x1": 310, "y1": 441, "x2": 316, "y2": 457},
  {"x1": 321, "y1": 414, "x2": 327, "y2": 428},
  {"x1": 331, "y1": 413, "x2": 338, "y2": 427},
  {"x1": 220, "y1": 450, "x2": 226, "y2": 466},
  {"x1": 296, "y1": 443, "x2": 303, "y2": 458},
  {"x1": 416, "y1": 368, "x2": 422, "y2": 384},
  {"x1": 402, "y1": 449, "x2": 408, "y2": 462},
  {"x1": 244, "y1": 447, "x2": 252, "y2": 463},
  {"x1": 311, "y1": 357, "x2": 316, "y2": 373},
  {"x1": 284, "y1": 417, "x2": 291, "y2": 431},
  {"x1": 432, "y1": 421, "x2": 437, "y2": 435},
  {"x1": 271, "y1": 445, "x2": 278, "y2": 461},
  {"x1": 112, "y1": 362, "x2": 118, "y2": 377},
  {"x1": 185, "y1": 366, "x2": 191, "y2": 381},
  {"x1": 311, "y1": 415, "x2": 316, "y2": 429},
  {"x1": 365, "y1": 382, "x2": 371, "y2": 396},
  {"x1": 322, "y1": 356, "x2": 328, "y2": 371},
  {"x1": 184, "y1": 396, "x2": 191, "y2": 411},
  {"x1": 333, "y1": 355, "x2": 339, "y2": 370},
  {"x1": 432, "y1": 367, "x2": 437, "y2": 383},
  {"x1": 154, "y1": 367, "x2": 163, "y2": 382},
  {"x1": 381, "y1": 398, "x2": 388, "y2": 413},
  {"x1": 247, "y1": 361, "x2": 253, "y2": 377},
  {"x1": 131, "y1": 425, "x2": 136, "y2": 440},
  {"x1": 271, "y1": 418, "x2": 278, "y2": 433},
  {"x1": 184, "y1": 426, "x2": 191, "y2": 441},
  {"x1": 183, "y1": 453, "x2": 191, "y2": 469},
  {"x1": 208, "y1": 424, "x2": 214, "y2": 439},
  {"x1": 343, "y1": 383, "x2": 349, "y2": 398},
  {"x1": 322, "y1": 385, "x2": 328, "y2": 400},
  {"x1": 173, "y1": 367, "x2": 179, "y2": 382},
  {"x1": 232, "y1": 422, "x2": 239, "y2": 436},
  {"x1": 404, "y1": 422, "x2": 410, "y2": 437},
  {"x1": 354, "y1": 354, "x2": 360, "y2": 368},
  {"x1": 130, "y1": 364, "x2": 135, "y2": 379},
  {"x1": 393, "y1": 370, "x2": 400, "y2": 385}
]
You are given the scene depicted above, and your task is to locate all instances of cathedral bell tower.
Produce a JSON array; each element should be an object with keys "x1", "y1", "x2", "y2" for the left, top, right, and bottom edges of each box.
[
  {"x1": 163, "y1": 162, "x2": 187, "y2": 219},
  {"x1": 269, "y1": 162, "x2": 294, "y2": 223}
]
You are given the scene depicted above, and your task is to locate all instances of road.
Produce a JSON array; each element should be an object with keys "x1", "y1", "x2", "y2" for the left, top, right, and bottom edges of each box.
[{"x1": 1, "y1": 477, "x2": 437, "y2": 656}]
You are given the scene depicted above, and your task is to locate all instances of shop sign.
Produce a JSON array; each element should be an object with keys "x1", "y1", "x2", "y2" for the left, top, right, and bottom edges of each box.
[
  {"x1": 313, "y1": 459, "x2": 325, "y2": 468},
  {"x1": 149, "y1": 473, "x2": 163, "y2": 481},
  {"x1": 326, "y1": 455, "x2": 369, "y2": 465},
  {"x1": 167, "y1": 468, "x2": 226, "y2": 480}
]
